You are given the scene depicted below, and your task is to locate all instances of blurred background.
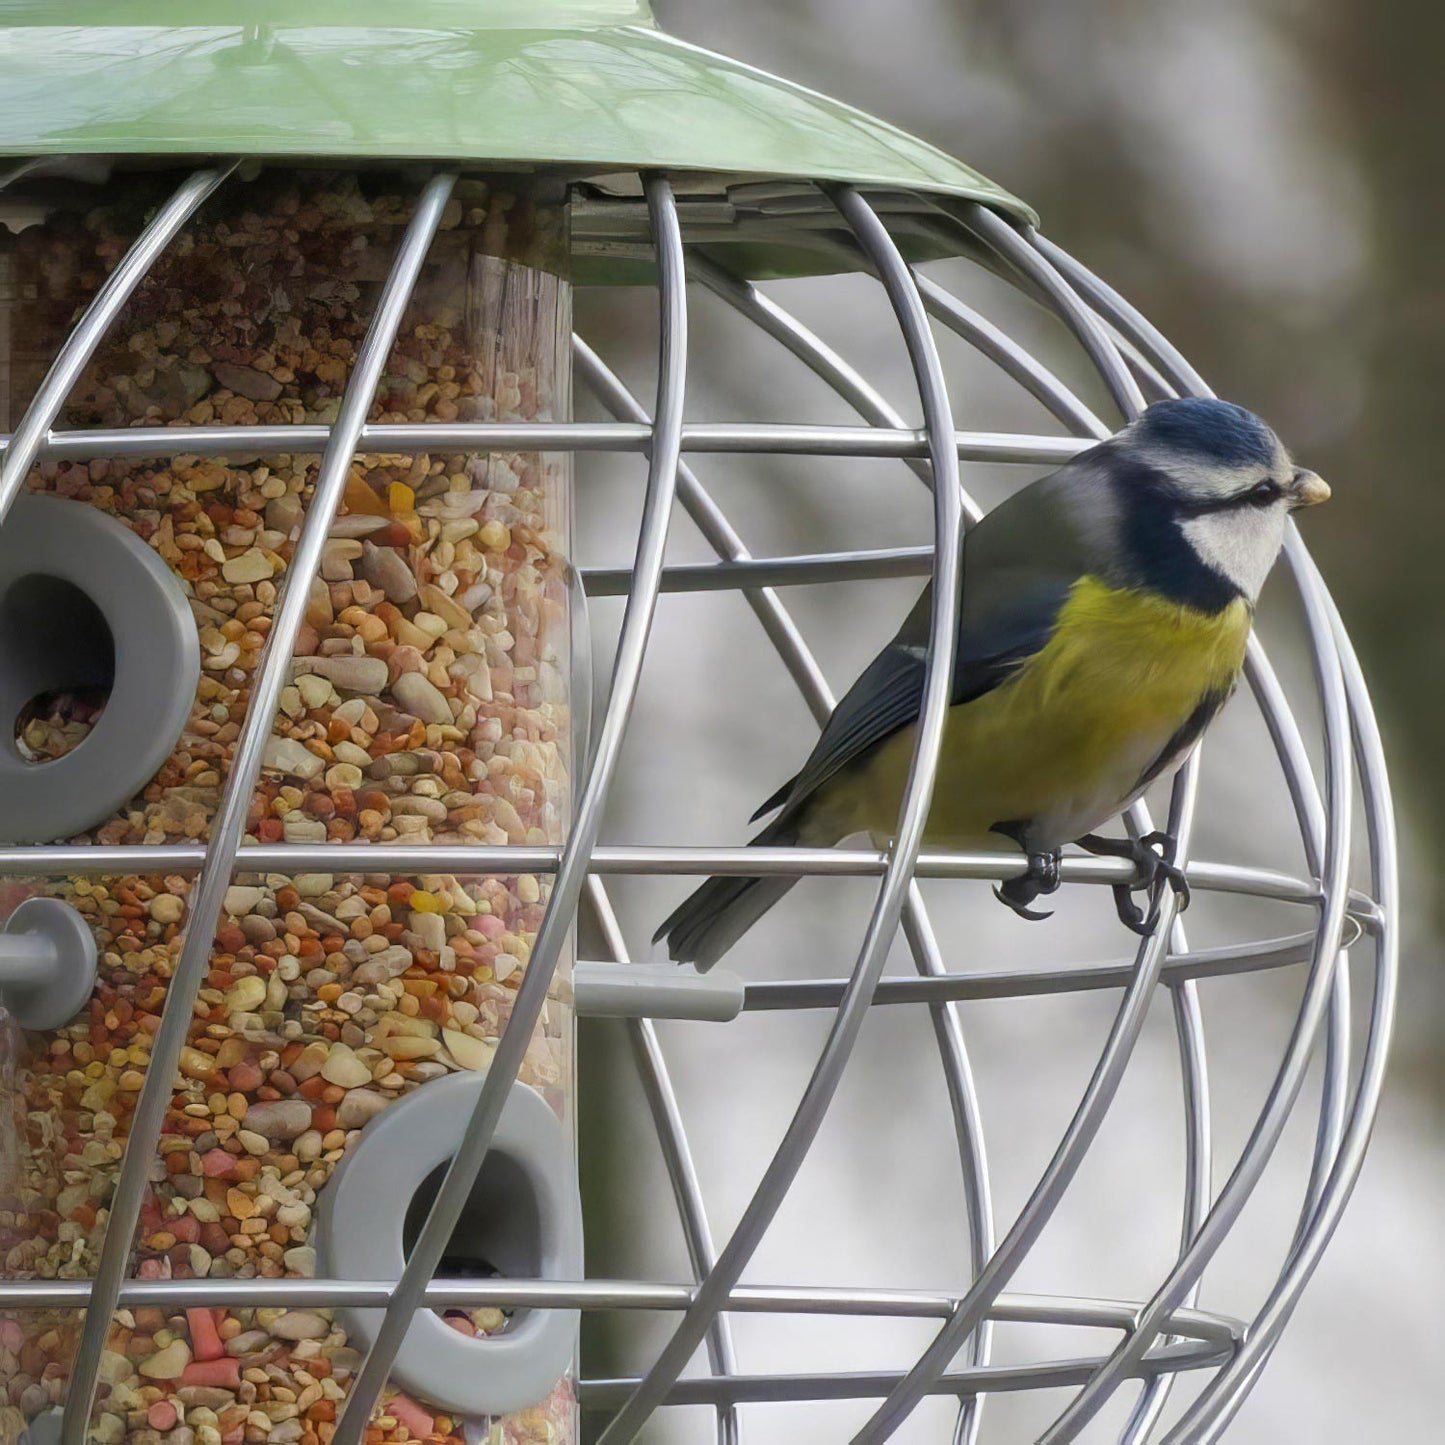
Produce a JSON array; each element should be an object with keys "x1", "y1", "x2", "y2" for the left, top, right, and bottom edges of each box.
[{"x1": 571, "y1": 1, "x2": 1443, "y2": 1439}]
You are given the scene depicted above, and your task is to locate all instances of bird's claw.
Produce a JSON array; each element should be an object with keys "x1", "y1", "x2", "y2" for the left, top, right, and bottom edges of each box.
[
  {"x1": 1078, "y1": 830, "x2": 1190, "y2": 937},
  {"x1": 993, "y1": 848, "x2": 1062, "y2": 923},
  {"x1": 992, "y1": 885, "x2": 1054, "y2": 921}
]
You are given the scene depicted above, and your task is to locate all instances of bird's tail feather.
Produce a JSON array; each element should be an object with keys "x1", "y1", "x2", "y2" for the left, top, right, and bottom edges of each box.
[{"x1": 655, "y1": 814, "x2": 801, "y2": 971}]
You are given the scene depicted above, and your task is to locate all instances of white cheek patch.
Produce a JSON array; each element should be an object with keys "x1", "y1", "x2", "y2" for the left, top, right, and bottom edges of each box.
[{"x1": 1180, "y1": 504, "x2": 1288, "y2": 601}]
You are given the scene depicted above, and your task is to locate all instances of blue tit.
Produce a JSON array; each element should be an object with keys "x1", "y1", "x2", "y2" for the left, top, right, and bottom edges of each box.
[{"x1": 657, "y1": 397, "x2": 1330, "y2": 969}]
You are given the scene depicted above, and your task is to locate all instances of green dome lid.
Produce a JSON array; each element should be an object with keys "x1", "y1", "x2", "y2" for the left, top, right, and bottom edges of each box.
[{"x1": 0, "y1": 1, "x2": 1029, "y2": 222}]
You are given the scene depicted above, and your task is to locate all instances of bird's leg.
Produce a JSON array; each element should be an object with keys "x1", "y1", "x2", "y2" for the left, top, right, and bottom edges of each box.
[
  {"x1": 1076, "y1": 830, "x2": 1190, "y2": 936},
  {"x1": 990, "y1": 825, "x2": 1062, "y2": 921}
]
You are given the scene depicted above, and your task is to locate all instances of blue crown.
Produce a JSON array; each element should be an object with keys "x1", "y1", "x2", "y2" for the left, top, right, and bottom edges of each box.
[{"x1": 1136, "y1": 397, "x2": 1275, "y2": 467}]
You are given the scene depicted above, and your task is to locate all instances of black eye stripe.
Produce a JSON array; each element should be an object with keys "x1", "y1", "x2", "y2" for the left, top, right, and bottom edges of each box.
[{"x1": 1176, "y1": 480, "x2": 1280, "y2": 515}]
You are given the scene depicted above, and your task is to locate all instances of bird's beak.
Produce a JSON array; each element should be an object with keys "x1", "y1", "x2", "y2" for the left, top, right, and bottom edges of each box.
[{"x1": 1288, "y1": 468, "x2": 1331, "y2": 509}]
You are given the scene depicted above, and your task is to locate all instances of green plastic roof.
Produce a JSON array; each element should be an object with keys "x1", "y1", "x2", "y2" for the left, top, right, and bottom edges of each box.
[{"x1": 0, "y1": 1, "x2": 1030, "y2": 222}]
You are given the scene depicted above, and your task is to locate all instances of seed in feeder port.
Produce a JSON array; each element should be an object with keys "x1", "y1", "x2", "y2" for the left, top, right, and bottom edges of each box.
[
  {"x1": 262, "y1": 736, "x2": 325, "y2": 781},
  {"x1": 223, "y1": 975, "x2": 267, "y2": 1013},
  {"x1": 139, "y1": 1340, "x2": 191, "y2": 1380},
  {"x1": 391, "y1": 671, "x2": 453, "y2": 724},
  {"x1": 410, "y1": 911, "x2": 447, "y2": 953},
  {"x1": 319, "y1": 1043, "x2": 372, "y2": 1089},
  {"x1": 148, "y1": 893, "x2": 185, "y2": 924},
  {"x1": 240, "y1": 1099, "x2": 312, "y2": 1142},
  {"x1": 296, "y1": 673, "x2": 334, "y2": 709},
  {"x1": 443, "y1": 1029, "x2": 496, "y2": 1073},
  {"x1": 223, "y1": 885, "x2": 265, "y2": 915},
  {"x1": 268, "y1": 1311, "x2": 330, "y2": 1342},
  {"x1": 220, "y1": 548, "x2": 276, "y2": 584},
  {"x1": 303, "y1": 654, "x2": 390, "y2": 694},
  {"x1": 360, "y1": 539, "x2": 418, "y2": 603}
]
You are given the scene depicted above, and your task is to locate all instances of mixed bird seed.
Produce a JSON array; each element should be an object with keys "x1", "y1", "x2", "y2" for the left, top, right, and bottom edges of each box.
[{"x1": 0, "y1": 173, "x2": 576, "y2": 1444}]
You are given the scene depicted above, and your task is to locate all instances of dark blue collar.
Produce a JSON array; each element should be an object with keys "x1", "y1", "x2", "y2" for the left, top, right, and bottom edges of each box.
[{"x1": 1106, "y1": 454, "x2": 1245, "y2": 615}]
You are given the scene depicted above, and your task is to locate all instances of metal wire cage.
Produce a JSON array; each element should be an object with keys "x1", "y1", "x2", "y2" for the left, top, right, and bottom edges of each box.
[{"x1": 0, "y1": 7, "x2": 1398, "y2": 1445}]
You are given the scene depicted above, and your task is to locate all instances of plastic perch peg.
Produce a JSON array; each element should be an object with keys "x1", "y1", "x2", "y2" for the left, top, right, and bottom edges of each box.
[
  {"x1": 0, "y1": 897, "x2": 98, "y2": 1031},
  {"x1": 571, "y1": 961, "x2": 744, "y2": 1022}
]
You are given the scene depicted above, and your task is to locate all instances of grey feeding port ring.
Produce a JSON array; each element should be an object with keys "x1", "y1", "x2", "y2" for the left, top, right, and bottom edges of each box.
[
  {"x1": 315, "y1": 1073, "x2": 584, "y2": 1419},
  {"x1": 0, "y1": 495, "x2": 199, "y2": 843}
]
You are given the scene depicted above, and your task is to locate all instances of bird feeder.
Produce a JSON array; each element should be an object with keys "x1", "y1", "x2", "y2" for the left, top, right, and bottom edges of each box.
[{"x1": 0, "y1": 4, "x2": 1397, "y2": 1445}]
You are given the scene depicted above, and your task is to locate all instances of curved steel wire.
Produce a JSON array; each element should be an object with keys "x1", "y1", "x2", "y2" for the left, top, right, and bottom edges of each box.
[
  {"x1": 720, "y1": 239, "x2": 1219, "y2": 1445},
  {"x1": 930, "y1": 226, "x2": 1363, "y2": 1444},
  {"x1": 585, "y1": 876, "x2": 741, "y2": 1445},
  {"x1": 879, "y1": 205, "x2": 1380, "y2": 1440},
  {"x1": 902, "y1": 898, "x2": 996, "y2": 1445},
  {"x1": 0, "y1": 842, "x2": 1349, "y2": 902},
  {"x1": 1014, "y1": 253, "x2": 1212, "y2": 1445},
  {"x1": 655, "y1": 266, "x2": 1002, "y2": 1443},
  {"x1": 1073, "y1": 242, "x2": 1395, "y2": 1445},
  {"x1": 582, "y1": 1340, "x2": 1233, "y2": 1411},
  {"x1": 58, "y1": 169, "x2": 460, "y2": 1445},
  {"x1": 1037, "y1": 239, "x2": 1392, "y2": 1443},
  {"x1": 1032, "y1": 391, "x2": 1355, "y2": 1445},
  {"x1": 570, "y1": 338, "x2": 774, "y2": 1445},
  {"x1": 955, "y1": 205, "x2": 1146, "y2": 422},
  {"x1": 738, "y1": 932, "x2": 1329, "y2": 1009},
  {"x1": 689, "y1": 250, "x2": 942, "y2": 496},
  {"x1": 913, "y1": 271, "x2": 1109, "y2": 439},
  {"x1": 1029, "y1": 232, "x2": 1211, "y2": 397},
  {"x1": 1119, "y1": 975, "x2": 1211, "y2": 1445},
  {"x1": 666, "y1": 230, "x2": 1383, "y2": 1438},
  {"x1": 694, "y1": 238, "x2": 1204, "y2": 1445},
  {"x1": 331, "y1": 173, "x2": 691, "y2": 1442},
  {"x1": 1181, "y1": 623, "x2": 1396, "y2": 1443},
  {"x1": 594, "y1": 182, "x2": 969, "y2": 1444},
  {"x1": 574, "y1": 327, "x2": 997, "y2": 1442},
  {"x1": 802, "y1": 226, "x2": 1116, "y2": 450},
  {"x1": 678, "y1": 195, "x2": 1224, "y2": 1445},
  {"x1": 857, "y1": 790, "x2": 1196, "y2": 1441},
  {"x1": 864, "y1": 233, "x2": 1216, "y2": 1442},
  {"x1": 856, "y1": 215, "x2": 1210, "y2": 1443}
]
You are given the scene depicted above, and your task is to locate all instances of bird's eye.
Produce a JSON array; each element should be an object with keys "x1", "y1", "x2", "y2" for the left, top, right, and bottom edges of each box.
[{"x1": 1246, "y1": 480, "x2": 1280, "y2": 506}]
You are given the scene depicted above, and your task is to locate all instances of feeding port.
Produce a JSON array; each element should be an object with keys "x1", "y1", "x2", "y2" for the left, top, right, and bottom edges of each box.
[
  {"x1": 316, "y1": 1073, "x2": 583, "y2": 1421},
  {"x1": 0, "y1": 495, "x2": 198, "y2": 843}
]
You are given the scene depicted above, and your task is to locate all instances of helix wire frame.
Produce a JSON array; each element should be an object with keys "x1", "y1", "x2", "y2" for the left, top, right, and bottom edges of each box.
[{"x1": 0, "y1": 163, "x2": 1396, "y2": 1445}]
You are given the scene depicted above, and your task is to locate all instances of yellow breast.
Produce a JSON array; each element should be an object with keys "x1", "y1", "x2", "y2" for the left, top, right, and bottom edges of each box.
[{"x1": 822, "y1": 577, "x2": 1252, "y2": 848}]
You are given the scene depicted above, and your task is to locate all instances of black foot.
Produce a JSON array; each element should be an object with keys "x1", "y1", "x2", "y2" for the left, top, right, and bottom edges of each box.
[
  {"x1": 1077, "y1": 831, "x2": 1191, "y2": 936},
  {"x1": 993, "y1": 847, "x2": 1063, "y2": 922}
]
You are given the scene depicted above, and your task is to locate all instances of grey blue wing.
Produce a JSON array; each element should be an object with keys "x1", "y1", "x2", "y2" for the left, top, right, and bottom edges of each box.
[
  {"x1": 750, "y1": 638, "x2": 929, "y2": 822},
  {"x1": 752, "y1": 460, "x2": 1110, "y2": 825},
  {"x1": 754, "y1": 584, "x2": 1075, "y2": 825}
]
